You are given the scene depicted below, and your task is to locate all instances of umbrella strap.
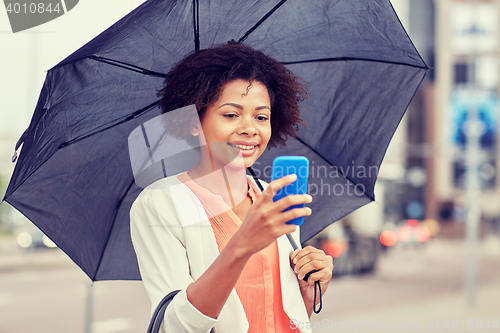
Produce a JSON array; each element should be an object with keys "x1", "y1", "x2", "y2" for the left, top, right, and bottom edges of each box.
[{"x1": 313, "y1": 281, "x2": 323, "y2": 314}]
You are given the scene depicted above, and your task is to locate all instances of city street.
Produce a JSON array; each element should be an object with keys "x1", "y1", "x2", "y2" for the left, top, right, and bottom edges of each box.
[
  {"x1": 0, "y1": 237, "x2": 499, "y2": 333},
  {"x1": 314, "y1": 238, "x2": 500, "y2": 332}
]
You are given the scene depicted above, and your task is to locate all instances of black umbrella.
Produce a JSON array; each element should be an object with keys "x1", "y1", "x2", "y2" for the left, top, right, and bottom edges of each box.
[{"x1": 3, "y1": 0, "x2": 427, "y2": 281}]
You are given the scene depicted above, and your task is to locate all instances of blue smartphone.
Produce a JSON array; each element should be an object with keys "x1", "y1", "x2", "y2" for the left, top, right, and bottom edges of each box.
[{"x1": 271, "y1": 156, "x2": 309, "y2": 225}]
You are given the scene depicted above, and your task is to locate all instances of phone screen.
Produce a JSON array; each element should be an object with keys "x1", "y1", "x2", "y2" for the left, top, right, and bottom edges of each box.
[{"x1": 271, "y1": 156, "x2": 309, "y2": 225}]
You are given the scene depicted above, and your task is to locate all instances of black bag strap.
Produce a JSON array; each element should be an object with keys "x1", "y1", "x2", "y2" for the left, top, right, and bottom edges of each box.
[
  {"x1": 147, "y1": 290, "x2": 179, "y2": 333},
  {"x1": 147, "y1": 290, "x2": 214, "y2": 333}
]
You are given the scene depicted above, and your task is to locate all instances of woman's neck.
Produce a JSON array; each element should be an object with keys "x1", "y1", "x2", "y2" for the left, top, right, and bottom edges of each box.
[{"x1": 187, "y1": 155, "x2": 249, "y2": 208}]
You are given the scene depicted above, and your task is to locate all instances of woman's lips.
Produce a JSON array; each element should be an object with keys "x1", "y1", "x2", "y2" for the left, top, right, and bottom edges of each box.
[{"x1": 227, "y1": 142, "x2": 258, "y2": 156}]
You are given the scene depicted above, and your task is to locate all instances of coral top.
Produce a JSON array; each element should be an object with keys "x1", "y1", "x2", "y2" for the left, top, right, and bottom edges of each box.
[{"x1": 177, "y1": 172, "x2": 297, "y2": 332}]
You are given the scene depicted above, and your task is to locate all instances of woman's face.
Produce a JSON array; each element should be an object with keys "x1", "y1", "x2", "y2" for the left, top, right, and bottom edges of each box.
[{"x1": 194, "y1": 79, "x2": 272, "y2": 169}]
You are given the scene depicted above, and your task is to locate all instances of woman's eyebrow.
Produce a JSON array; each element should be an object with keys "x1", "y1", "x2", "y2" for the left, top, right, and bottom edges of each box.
[
  {"x1": 218, "y1": 102, "x2": 243, "y2": 110},
  {"x1": 218, "y1": 102, "x2": 270, "y2": 110},
  {"x1": 255, "y1": 106, "x2": 270, "y2": 111}
]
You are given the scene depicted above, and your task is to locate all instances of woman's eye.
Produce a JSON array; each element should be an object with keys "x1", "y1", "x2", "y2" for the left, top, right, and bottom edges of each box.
[
  {"x1": 224, "y1": 114, "x2": 237, "y2": 119},
  {"x1": 257, "y1": 116, "x2": 269, "y2": 121}
]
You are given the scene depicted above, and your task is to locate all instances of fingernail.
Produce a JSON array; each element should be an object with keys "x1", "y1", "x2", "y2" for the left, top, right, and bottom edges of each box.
[
  {"x1": 294, "y1": 267, "x2": 298, "y2": 273},
  {"x1": 293, "y1": 257, "x2": 298, "y2": 264},
  {"x1": 306, "y1": 195, "x2": 313, "y2": 203},
  {"x1": 298, "y1": 273, "x2": 303, "y2": 280},
  {"x1": 289, "y1": 174, "x2": 297, "y2": 180},
  {"x1": 306, "y1": 207, "x2": 312, "y2": 215}
]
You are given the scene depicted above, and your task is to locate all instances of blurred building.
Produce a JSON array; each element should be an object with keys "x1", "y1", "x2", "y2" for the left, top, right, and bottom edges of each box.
[
  {"x1": 433, "y1": 0, "x2": 500, "y2": 237},
  {"x1": 384, "y1": 0, "x2": 500, "y2": 239},
  {"x1": 376, "y1": 0, "x2": 436, "y2": 229},
  {"x1": 379, "y1": 0, "x2": 500, "y2": 240}
]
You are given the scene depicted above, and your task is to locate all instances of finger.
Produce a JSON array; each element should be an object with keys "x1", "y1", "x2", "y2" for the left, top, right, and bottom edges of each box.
[
  {"x1": 294, "y1": 254, "x2": 331, "y2": 277},
  {"x1": 274, "y1": 194, "x2": 312, "y2": 212},
  {"x1": 289, "y1": 249, "x2": 300, "y2": 264},
  {"x1": 295, "y1": 259, "x2": 328, "y2": 279},
  {"x1": 301, "y1": 270, "x2": 331, "y2": 285},
  {"x1": 280, "y1": 223, "x2": 297, "y2": 236},
  {"x1": 302, "y1": 269, "x2": 320, "y2": 282},
  {"x1": 266, "y1": 221, "x2": 297, "y2": 240},
  {"x1": 263, "y1": 174, "x2": 297, "y2": 200},
  {"x1": 294, "y1": 252, "x2": 332, "y2": 279},
  {"x1": 292, "y1": 246, "x2": 322, "y2": 265},
  {"x1": 275, "y1": 207, "x2": 312, "y2": 225},
  {"x1": 294, "y1": 245, "x2": 319, "y2": 257}
]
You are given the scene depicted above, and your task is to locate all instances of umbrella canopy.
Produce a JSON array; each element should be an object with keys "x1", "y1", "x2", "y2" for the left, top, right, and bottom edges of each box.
[{"x1": 3, "y1": 0, "x2": 427, "y2": 281}]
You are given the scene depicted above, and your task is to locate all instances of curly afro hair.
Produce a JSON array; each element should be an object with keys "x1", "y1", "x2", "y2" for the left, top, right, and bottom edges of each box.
[{"x1": 157, "y1": 41, "x2": 308, "y2": 148}]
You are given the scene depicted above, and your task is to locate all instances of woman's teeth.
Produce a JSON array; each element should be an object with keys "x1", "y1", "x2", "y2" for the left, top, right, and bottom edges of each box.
[{"x1": 228, "y1": 143, "x2": 256, "y2": 150}]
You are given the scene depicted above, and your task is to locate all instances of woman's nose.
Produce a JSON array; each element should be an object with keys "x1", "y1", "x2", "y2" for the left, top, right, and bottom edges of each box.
[{"x1": 237, "y1": 118, "x2": 258, "y2": 136}]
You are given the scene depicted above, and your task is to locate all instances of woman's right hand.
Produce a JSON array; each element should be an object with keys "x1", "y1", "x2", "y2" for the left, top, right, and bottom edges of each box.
[
  {"x1": 232, "y1": 174, "x2": 313, "y2": 256},
  {"x1": 185, "y1": 174, "x2": 312, "y2": 321}
]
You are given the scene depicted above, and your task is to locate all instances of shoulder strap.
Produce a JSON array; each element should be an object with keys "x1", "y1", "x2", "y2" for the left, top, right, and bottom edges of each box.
[
  {"x1": 147, "y1": 290, "x2": 180, "y2": 333},
  {"x1": 147, "y1": 290, "x2": 215, "y2": 333}
]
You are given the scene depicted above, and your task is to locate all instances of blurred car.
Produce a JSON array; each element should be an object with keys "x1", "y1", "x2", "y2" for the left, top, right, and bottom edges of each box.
[
  {"x1": 395, "y1": 219, "x2": 431, "y2": 245},
  {"x1": 379, "y1": 219, "x2": 433, "y2": 249},
  {"x1": 306, "y1": 219, "x2": 381, "y2": 277},
  {"x1": 379, "y1": 222, "x2": 398, "y2": 248},
  {"x1": 16, "y1": 225, "x2": 57, "y2": 250}
]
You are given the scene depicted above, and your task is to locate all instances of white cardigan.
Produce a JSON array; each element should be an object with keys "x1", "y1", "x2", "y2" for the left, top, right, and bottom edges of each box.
[{"x1": 130, "y1": 174, "x2": 311, "y2": 333}]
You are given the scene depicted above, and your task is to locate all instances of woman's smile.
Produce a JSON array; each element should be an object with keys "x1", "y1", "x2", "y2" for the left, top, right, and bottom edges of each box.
[{"x1": 227, "y1": 141, "x2": 259, "y2": 157}]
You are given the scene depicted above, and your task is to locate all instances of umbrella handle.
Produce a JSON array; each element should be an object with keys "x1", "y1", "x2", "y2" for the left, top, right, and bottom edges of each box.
[{"x1": 286, "y1": 217, "x2": 323, "y2": 314}]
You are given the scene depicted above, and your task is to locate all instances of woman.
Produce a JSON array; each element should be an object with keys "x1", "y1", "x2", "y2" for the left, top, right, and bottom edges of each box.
[{"x1": 130, "y1": 42, "x2": 333, "y2": 333}]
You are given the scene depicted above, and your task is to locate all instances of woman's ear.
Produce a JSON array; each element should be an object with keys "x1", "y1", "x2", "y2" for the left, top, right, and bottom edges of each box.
[{"x1": 190, "y1": 119, "x2": 201, "y2": 136}]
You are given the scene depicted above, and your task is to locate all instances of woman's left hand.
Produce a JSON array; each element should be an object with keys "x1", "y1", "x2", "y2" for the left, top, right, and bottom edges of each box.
[{"x1": 290, "y1": 246, "x2": 333, "y2": 316}]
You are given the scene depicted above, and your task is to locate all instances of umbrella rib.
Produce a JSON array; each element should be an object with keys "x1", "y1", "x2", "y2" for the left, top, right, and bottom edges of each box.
[
  {"x1": 88, "y1": 56, "x2": 167, "y2": 77},
  {"x1": 282, "y1": 57, "x2": 428, "y2": 69},
  {"x1": 193, "y1": 0, "x2": 200, "y2": 50},
  {"x1": 238, "y1": 0, "x2": 288, "y2": 43},
  {"x1": 59, "y1": 101, "x2": 159, "y2": 149},
  {"x1": 294, "y1": 136, "x2": 375, "y2": 201}
]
